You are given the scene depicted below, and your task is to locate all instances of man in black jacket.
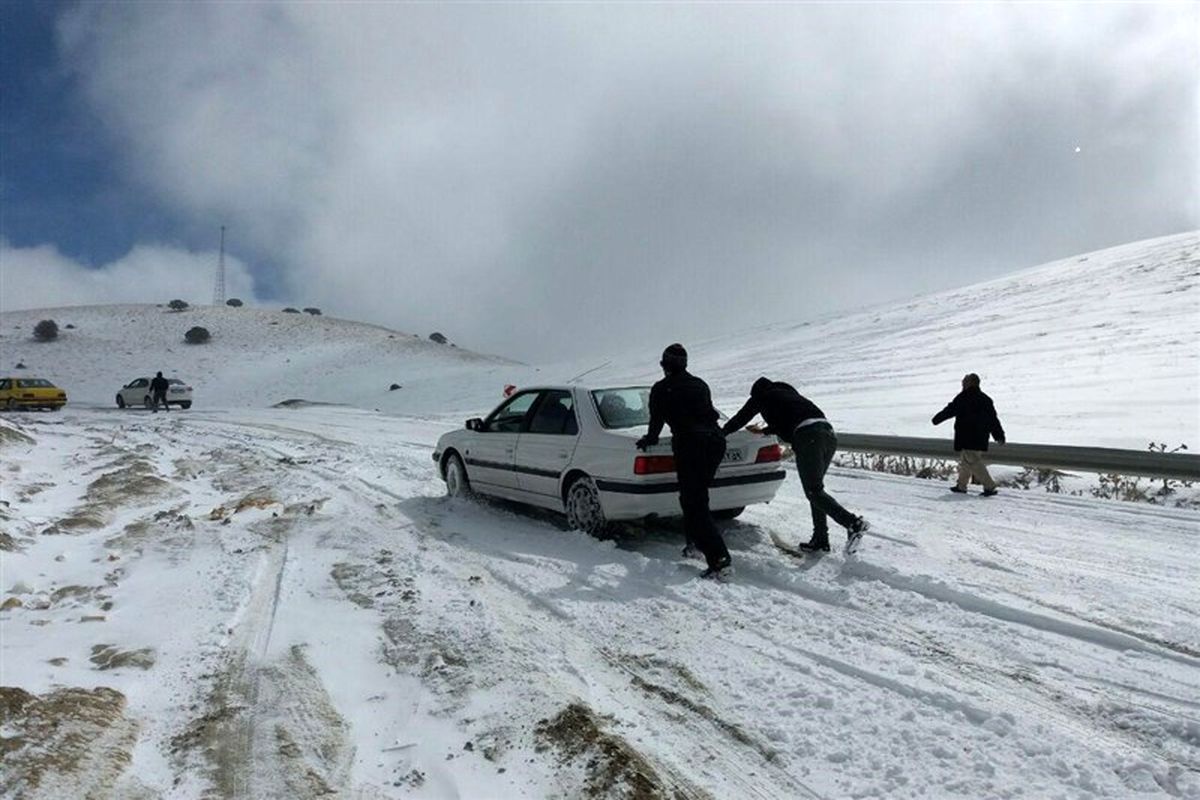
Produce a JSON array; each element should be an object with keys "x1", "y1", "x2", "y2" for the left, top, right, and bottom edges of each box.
[
  {"x1": 636, "y1": 344, "x2": 731, "y2": 578},
  {"x1": 149, "y1": 372, "x2": 170, "y2": 413},
  {"x1": 724, "y1": 377, "x2": 868, "y2": 554},
  {"x1": 931, "y1": 373, "x2": 1006, "y2": 496}
]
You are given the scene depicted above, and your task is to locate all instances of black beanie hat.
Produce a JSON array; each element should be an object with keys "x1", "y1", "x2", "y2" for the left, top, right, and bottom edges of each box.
[{"x1": 660, "y1": 343, "x2": 688, "y2": 373}]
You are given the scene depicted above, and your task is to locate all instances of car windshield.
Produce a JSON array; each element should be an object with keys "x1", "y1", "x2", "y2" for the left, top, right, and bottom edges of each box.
[
  {"x1": 17, "y1": 379, "x2": 54, "y2": 388},
  {"x1": 591, "y1": 387, "x2": 652, "y2": 429}
]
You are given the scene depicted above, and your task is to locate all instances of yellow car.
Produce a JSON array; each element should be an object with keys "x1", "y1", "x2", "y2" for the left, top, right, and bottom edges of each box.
[{"x1": 0, "y1": 377, "x2": 68, "y2": 411}]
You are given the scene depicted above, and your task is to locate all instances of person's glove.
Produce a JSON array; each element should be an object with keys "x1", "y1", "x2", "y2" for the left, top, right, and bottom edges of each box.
[
  {"x1": 635, "y1": 436, "x2": 657, "y2": 451},
  {"x1": 996, "y1": 435, "x2": 1006, "y2": 445}
]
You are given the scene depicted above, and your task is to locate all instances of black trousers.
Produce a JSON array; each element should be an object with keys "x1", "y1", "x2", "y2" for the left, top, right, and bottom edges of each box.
[
  {"x1": 673, "y1": 431, "x2": 729, "y2": 568},
  {"x1": 153, "y1": 391, "x2": 169, "y2": 411},
  {"x1": 791, "y1": 423, "x2": 857, "y2": 542}
]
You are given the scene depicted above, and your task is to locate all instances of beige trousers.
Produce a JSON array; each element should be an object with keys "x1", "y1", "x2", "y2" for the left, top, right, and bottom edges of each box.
[{"x1": 956, "y1": 449, "x2": 996, "y2": 491}]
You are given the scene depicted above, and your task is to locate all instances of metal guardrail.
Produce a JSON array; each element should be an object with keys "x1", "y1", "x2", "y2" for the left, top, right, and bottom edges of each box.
[{"x1": 835, "y1": 433, "x2": 1200, "y2": 482}]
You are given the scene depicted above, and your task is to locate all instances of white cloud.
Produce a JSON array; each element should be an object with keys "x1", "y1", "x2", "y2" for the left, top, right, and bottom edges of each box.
[
  {"x1": 49, "y1": 3, "x2": 1200, "y2": 359},
  {"x1": 0, "y1": 240, "x2": 257, "y2": 313}
]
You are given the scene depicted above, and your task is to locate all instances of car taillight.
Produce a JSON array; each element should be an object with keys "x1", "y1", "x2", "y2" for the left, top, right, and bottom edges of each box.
[
  {"x1": 755, "y1": 444, "x2": 783, "y2": 463},
  {"x1": 634, "y1": 455, "x2": 676, "y2": 475}
]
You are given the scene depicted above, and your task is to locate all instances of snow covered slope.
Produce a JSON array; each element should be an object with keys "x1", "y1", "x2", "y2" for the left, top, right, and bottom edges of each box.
[
  {"x1": 0, "y1": 304, "x2": 527, "y2": 414},
  {"x1": 589, "y1": 231, "x2": 1200, "y2": 450}
]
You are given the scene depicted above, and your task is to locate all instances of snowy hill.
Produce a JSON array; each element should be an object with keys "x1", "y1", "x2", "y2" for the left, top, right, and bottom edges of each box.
[
  {"x1": 590, "y1": 231, "x2": 1200, "y2": 449},
  {"x1": 0, "y1": 304, "x2": 526, "y2": 414}
]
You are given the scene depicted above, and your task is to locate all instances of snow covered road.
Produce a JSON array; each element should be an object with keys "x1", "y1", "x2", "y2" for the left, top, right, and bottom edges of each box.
[{"x1": 2, "y1": 406, "x2": 1198, "y2": 799}]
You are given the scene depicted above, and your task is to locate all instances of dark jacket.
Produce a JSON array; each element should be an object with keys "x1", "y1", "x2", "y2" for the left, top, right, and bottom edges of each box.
[
  {"x1": 723, "y1": 378, "x2": 826, "y2": 439},
  {"x1": 642, "y1": 371, "x2": 721, "y2": 446},
  {"x1": 150, "y1": 376, "x2": 170, "y2": 395},
  {"x1": 932, "y1": 387, "x2": 1005, "y2": 451}
]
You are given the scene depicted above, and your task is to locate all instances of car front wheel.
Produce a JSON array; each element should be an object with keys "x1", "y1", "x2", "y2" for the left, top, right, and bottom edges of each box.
[
  {"x1": 444, "y1": 453, "x2": 472, "y2": 498},
  {"x1": 143, "y1": 396, "x2": 153, "y2": 409},
  {"x1": 713, "y1": 506, "x2": 746, "y2": 520},
  {"x1": 116, "y1": 395, "x2": 126, "y2": 409},
  {"x1": 566, "y1": 476, "x2": 611, "y2": 538}
]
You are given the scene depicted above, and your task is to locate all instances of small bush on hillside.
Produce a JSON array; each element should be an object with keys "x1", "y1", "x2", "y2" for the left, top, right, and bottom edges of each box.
[
  {"x1": 389, "y1": 383, "x2": 402, "y2": 391},
  {"x1": 428, "y1": 332, "x2": 448, "y2": 344},
  {"x1": 64, "y1": 323, "x2": 76, "y2": 329},
  {"x1": 184, "y1": 326, "x2": 211, "y2": 344},
  {"x1": 168, "y1": 299, "x2": 189, "y2": 311},
  {"x1": 33, "y1": 320, "x2": 58, "y2": 341},
  {"x1": 282, "y1": 307, "x2": 300, "y2": 314},
  {"x1": 226, "y1": 298, "x2": 244, "y2": 307},
  {"x1": 303, "y1": 307, "x2": 322, "y2": 316}
]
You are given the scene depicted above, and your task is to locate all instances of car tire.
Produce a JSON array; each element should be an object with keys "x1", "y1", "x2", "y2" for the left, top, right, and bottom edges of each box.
[
  {"x1": 180, "y1": 402, "x2": 192, "y2": 409},
  {"x1": 713, "y1": 506, "x2": 746, "y2": 521},
  {"x1": 444, "y1": 453, "x2": 472, "y2": 498},
  {"x1": 116, "y1": 395, "x2": 126, "y2": 409},
  {"x1": 565, "y1": 475, "x2": 611, "y2": 538},
  {"x1": 4, "y1": 399, "x2": 16, "y2": 411},
  {"x1": 143, "y1": 396, "x2": 153, "y2": 410}
]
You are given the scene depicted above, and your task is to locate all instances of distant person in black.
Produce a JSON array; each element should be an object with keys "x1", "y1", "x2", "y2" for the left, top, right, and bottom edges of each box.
[
  {"x1": 931, "y1": 373, "x2": 1005, "y2": 496},
  {"x1": 724, "y1": 378, "x2": 868, "y2": 554},
  {"x1": 635, "y1": 344, "x2": 731, "y2": 578},
  {"x1": 150, "y1": 371, "x2": 170, "y2": 413}
]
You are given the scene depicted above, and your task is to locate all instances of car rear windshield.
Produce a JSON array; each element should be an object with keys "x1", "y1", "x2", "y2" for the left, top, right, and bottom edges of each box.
[
  {"x1": 168, "y1": 379, "x2": 186, "y2": 385},
  {"x1": 17, "y1": 379, "x2": 54, "y2": 388},
  {"x1": 591, "y1": 387, "x2": 652, "y2": 429}
]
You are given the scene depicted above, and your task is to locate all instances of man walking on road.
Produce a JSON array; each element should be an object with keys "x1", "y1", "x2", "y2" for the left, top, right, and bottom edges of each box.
[
  {"x1": 636, "y1": 344, "x2": 732, "y2": 579},
  {"x1": 150, "y1": 371, "x2": 170, "y2": 413},
  {"x1": 932, "y1": 373, "x2": 1006, "y2": 496},
  {"x1": 723, "y1": 378, "x2": 869, "y2": 555}
]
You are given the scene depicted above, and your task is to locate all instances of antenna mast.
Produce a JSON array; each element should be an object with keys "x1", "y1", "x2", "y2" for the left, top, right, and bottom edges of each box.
[{"x1": 213, "y1": 225, "x2": 227, "y2": 305}]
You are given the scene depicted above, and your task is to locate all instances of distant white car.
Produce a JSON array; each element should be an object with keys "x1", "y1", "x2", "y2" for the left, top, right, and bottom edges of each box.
[
  {"x1": 116, "y1": 377, "x2": 194, "y2": 409},
  {"x1": 432, "y1": 385, "x2": 786, "y2": 534}
]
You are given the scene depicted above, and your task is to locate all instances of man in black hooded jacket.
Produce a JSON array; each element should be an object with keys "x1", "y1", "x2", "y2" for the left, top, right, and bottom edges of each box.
[
  {"x1": 932, "y1": 373, "x2": 1005, "y2": 495},
  {"x1": 724, "y1": 377, "x2": 868, "y2": 554},
  {"x1": 150, "y1": 371, "x2": 170, "y2": 413},
  {"x1": 636, "y1": 344, "x2": 731, "y2": 578}
]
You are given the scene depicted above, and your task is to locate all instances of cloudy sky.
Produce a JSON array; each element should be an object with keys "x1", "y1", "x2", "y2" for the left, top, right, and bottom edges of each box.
[{"x1": 1, "y1": 2, "x2": 1196, "y2": 360}]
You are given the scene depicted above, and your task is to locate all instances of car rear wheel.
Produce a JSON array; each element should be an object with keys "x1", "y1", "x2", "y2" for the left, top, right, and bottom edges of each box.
[
  {"x1": 180, "y1": 402, "x2": 192, "y2": 409},
  {"x1": 116, "y1": 395, "x2": 126, "y2": 409},
  {"x1": 444, "y1": 453, "x2": 472, "y2": 498},
  {"x1": 713, "y1": 506, "x2": 746, "y2": 520},
  {"x1": 566, "y1": 476, "x2": 611, "y2": 538}
]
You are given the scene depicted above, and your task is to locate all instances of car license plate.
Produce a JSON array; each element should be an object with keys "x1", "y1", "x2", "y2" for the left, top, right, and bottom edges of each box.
[{"x1": 723, "y1": 449, "x2": 743, "y2": 463}]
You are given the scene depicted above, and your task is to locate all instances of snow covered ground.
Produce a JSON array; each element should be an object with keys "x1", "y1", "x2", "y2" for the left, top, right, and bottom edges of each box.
[{"x1": 2, "y1": 232, "x2": 1199, "y2": 799}]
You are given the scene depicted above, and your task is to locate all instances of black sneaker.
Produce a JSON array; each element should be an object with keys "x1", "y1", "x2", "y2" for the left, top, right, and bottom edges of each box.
[
  {"x1": 798, "y1": 538, "x2": 831, "y2": 553},
  {"x1": 700, "y1": 556, "x2": 732, "y2": 579},
  {"x1": 981, "y1": 488, "x2": 999, "y2": 497},
  {"x1": 949, "y1": 486, "x2": 968, "y2": 494},
  {"x1": 845, "y1": 517, "x2": 870, "y2": 555}
]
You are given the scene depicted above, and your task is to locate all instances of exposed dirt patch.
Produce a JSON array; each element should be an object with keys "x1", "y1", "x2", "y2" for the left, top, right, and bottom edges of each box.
[
  {"x1": 535, "y1": 702, "x2": 706, "y2": 800},
  {"x1": 44, "y1": 458, "x2": 174, "y2": 535},
  {"x1": 0, "y1": 685, "x2": 138, "y2": 799},
  {"x1": 1, "y1": 531, "x2": 24, "y2": 552},
  {"x1": 629, "y1": 676, "x2": 777, "y2": 763},
  {"x1": 0, "y1": 422, "x2": 35, "y2": 448},
  {"x1": 171, "y1": 645, "x2": 351, "y2": 799},
  {"x1": 91, "y1": 644, "x2": 156, "y2": 671}
]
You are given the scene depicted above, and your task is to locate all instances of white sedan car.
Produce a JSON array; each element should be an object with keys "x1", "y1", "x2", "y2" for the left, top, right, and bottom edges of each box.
[
  {"x1": 115, "y1": 377, "x2": 194, "y2": 409},
  {"x1": 432, "y1": 385, "x2": 786, "y2": 534}
]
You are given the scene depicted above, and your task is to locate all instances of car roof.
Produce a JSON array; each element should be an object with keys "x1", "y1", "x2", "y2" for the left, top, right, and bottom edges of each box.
[{"x1": 510, "y1": 384, "x2": 651, "y2": 393}]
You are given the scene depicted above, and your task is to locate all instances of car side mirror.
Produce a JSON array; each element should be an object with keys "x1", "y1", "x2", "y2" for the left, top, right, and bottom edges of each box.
[{"x1": 466, "y1": 418, "x2": 484, "y2": 431}]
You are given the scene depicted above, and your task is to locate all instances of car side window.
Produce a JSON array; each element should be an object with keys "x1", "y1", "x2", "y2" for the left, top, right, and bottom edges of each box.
[
  {"x1": 135, "y1": 379, "x2": 148, "y2": 388},
  {"x1": 0, "y1": 380, "x2": 9, "y2": 390},
  {"x1": 527, "y1": 391, "x2": 578, "y2": 435},
  {"x1": 484, "y1": 391, "x2": 540, "y2": 433}
]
